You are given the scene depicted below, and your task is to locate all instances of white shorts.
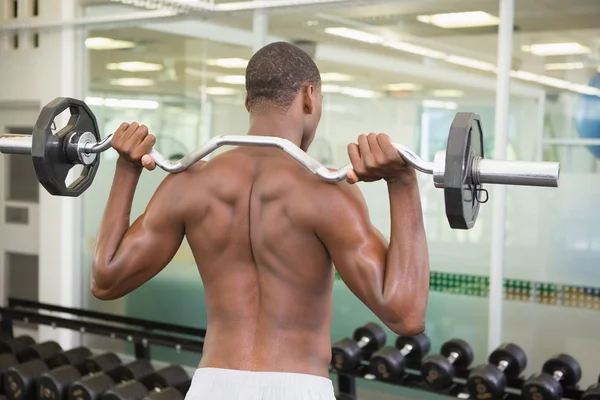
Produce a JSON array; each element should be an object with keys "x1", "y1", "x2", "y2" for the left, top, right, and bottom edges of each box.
[{"x1": 183, "y1": 367, "x2": 336, "y2": 400}]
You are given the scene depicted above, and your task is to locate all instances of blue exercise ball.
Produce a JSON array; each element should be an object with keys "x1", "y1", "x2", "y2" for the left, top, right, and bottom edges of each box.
[{"x1": 575, "y1": 73, "x2": 600, "y2": 158}]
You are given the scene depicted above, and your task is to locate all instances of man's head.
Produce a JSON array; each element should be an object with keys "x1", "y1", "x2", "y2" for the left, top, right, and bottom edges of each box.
[{"x1": 245, "y1": 41, "x2": 322, "y2": 149}]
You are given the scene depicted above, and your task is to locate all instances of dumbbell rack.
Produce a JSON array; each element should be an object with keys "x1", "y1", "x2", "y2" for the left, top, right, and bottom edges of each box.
[
  {"x1": 331, "y1": 356, "x2": 588, "y2": 400},
  {"x1": 0, "y1": 299, "x2": 589, "y2": 400},
  {"x1": 0, "y1": 298, "x2": 205, "y2": 361}
]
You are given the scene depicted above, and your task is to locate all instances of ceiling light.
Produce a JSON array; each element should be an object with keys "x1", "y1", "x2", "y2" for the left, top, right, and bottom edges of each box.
[
  {"x1": 386, "y1": 83, "x2": 422, "y2": 91},
  {"x1": 545, "y1": 62, "x2": 585, "y2": 71},
  {"x1": 320, "y1": 72, "x2": 353, "y2": 82},
  {"x1": 433, "y1": 89, "x2": 465, "y2": 98},
  {"x1": 106, "y1": 61, "x2": 164, "y2": 72},
  {"x1": 385, "y1": 41, "x2": 446, "y2": 59},
  {"x1": 206, "y1": 58, "x2": 249, "y2": 68},
  {"x1": 324, "y1": 27, "x2": 382, "y2": 44},
  {"x1": 339, "y1": 87, "x2": 379, "y2": 98},
  {"x1": 521, "y1": 42, "x2": 590, "y2": 56},
  {"x1": 85, "y1": 97, "x2": 159, "y2": 110},
  {"x1": 445, "y1": 55, "x2": 497, "y2": 71},
  {"x1": 321, "y1": 84, "x2": 380, "y2": 98},
  {"x1": 215, "y1": 75, "x2": 246, "y2": 85},
  {"x1": 422, "y1": 100, "x2": 458, "y2": 110},
  {"x1": 416, "y1": 11, "x2": 499, "y2": 29},
  {"x1": 110, "y1": 78, "x2": 155, "y2": 87},
  {"x1": 85, "y1": 37, "x2": 135, "y2": 50},
  {"x1": 204, "y1": 87, "x2": 237, "y2": 95}
]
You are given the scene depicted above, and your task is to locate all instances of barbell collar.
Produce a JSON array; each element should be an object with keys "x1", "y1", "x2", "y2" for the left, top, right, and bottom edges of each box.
[
  {"x1": 472, "y1": 157, "x2": 560, "y2": 188},
  {"x1": 0, "y1": 133, "x2": 33, "y2": 155}
]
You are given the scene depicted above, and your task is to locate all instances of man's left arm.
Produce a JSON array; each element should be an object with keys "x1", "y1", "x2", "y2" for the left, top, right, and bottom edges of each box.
[{"x1": 91, "y1": 138, "x2": 185, "y2": 300}]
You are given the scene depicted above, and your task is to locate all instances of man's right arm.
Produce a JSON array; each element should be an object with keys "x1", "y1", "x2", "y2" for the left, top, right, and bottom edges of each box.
[{"x1": 315, "y1": 137, "x2": 429, "y2": 336}]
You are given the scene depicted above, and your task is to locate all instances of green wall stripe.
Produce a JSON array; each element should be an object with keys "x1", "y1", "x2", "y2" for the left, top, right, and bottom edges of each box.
[{"x1": 334, "y1": 272, "x2": 600, "y2": 310}]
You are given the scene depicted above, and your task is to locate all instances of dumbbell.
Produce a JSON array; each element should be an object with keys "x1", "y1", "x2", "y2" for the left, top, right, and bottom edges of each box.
[
  {"x1": 70, "y1": 359, "x2": 155, "y2": 400},
  {"x1": 331, "y1": 322, "x2": 386, "y2": 372},
  {"x1": 368, "y1": 333, "x2": 430, "y2": 382},
  {"x1": 582, "y1": 374, "x2": 600, "y2": 400},
  {"x1": 522, "y1": 354, "x2": 581, "y2": 400},
  {"x1": 143, "y1": 387, "x2": 183, "y2": 400},
  {"x1": 103, "y1": 365, "x2": 190, "y2": 400},
  {"x1": 0, "y1": 336, "x2": 36, "y2": 357},
  {"x1": 466, "y1": 343, "x2": 527, "y2": 400},
  {"x1": 39, "y1": 353, "x2": 122, "y2": 400},
  {"x1": 421, "y1": 339, "x2": 473, "y2": 389},
  {"x1": 0, "y1": 354, "x2": 19, "y2": 395},
  {"x1": 4, "y1": 341, "x2": 64, "y2": 400}
]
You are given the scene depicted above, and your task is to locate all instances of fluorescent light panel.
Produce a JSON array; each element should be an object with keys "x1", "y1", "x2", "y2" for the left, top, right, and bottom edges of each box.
[
  {"x1": 324, "y1": 27, "x2": 382, "y2": 44},
  {"x1": 85, "y1": 37, "x2": 135, "y2": 50},
  {"x1": 433, "y1": 89, "x2": 465, "y2": 98},
  {"x1": 106, "y1": 61, "x2": 163, "y2": 72},
  {"x1": 417, "y1": 11, "x2": 499, "y2": 28},
  {"x1": 422, "y1": 100, "x2": 458, "y2": 110},
  {"x1": 321, "y1": 84, "x2": 380, "y2": 98},
  {"x1": 85, "y1": 97, "x2": 159, "y2": 109},
  {"x1": 110, "y1": 78, "x2": 155, "y2": 87},
  {"x1": 206, "y1": 58, "x2": 249, "y2": 68},
  {"x1": 386, "y1": 83, "x2": 422, "y2": 91},
  {"x1": 215, "y1": 75, "x2": 246, "y2": 85},
  {"x1": 545, "y1": 62, "x2": 585, "y2": 71},
  {"x1": 521, "y1": 42, "x2": 590, "y2": 56},
  {"x1": 321, "y1": 72, "x2": 353, "y2": 82},
  {"x1": 204, "y1": 87, "x2": 237, "y2": 95}
]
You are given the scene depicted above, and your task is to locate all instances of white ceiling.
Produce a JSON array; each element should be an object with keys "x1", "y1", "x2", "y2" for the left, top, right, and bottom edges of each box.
[{"x1": 83, "y1": 0, "x2": 600, "y2": 99}]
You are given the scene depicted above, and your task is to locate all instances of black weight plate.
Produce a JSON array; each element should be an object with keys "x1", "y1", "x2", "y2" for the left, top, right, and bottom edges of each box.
[
  {"x1": 444, "y1": 112, "x2": 484, "y2": 230},
  {"x1": 48, "y1": 347, "x2": 92, "y2": 370},
  {"x1": 18, "y1": 341, "x2": 63, "y2": 363},
  {"x1": 141, "y1": 366, "x2": 189, "y2": 391},
  {"x1": 583, "y1": 383, "x2": 600, "y2": 400},
  {"x1": 542, "y1": 354, "x2": 582, "y2": 386},
  {"x1": 31, "y1": 97, "x2": 101, "y2": 197},
  {"x1": 70, "y1": 372, "x2": 114, "y2": 400},
  {"x1": 421, "y1": 354, "x2": 454, "y2": 389},
  {"x1": 144, "y1": 387, "x2": 183, "y2": 400},
  {"x1": 353, "y1": 322, "x2": 386, "y2": 352},
  {"x1": 5, "y1": 359, "x2": 49, "y2": 400},
  {"x1": 108, "y1": 360, "x2": 154, "y2": 383},
  {"x1": 0, "y1": 354, "x2": 18, "y2": 395},
  {"x1": 331, "y1": 338, "x2": 361, "y2": 372},
  {"x1": 441, "y1": 338, "x2": 473, "y2": 368},
  {"x1": 103, "y1": 381, "x2": 148, "y2": 400},
  {"x1": 39, "y1": 365, "x2": 82, "y2": 400},
  {"x1": 369, "y1": 347, "x2": 406, "y2": 382},
  {"x1": 522, "y1": 373, "x2": 562, "y2": 400},
  {"x1": 467, "y1": 364, "x2": 507, "y2": 400},
  {"x1": 81, "y1": 353, "x2": 122, "y2": 376},
  {"x1": 395, "y1": 333, "x2": 431, "y2": 360},
  {"x1": 0, "y1": 336, "x2": 35, "y2": 356},
  {"x1": 489, "y1": 343, "x2": 527, "y2": 378}
]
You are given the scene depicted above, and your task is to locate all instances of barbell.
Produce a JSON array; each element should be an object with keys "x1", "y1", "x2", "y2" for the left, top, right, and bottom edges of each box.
[{"x1": 0, "y1": 97, "x2": 560, "y2": 230}]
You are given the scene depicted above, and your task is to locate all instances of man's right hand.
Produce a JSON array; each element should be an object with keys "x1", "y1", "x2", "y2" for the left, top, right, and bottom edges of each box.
[
  {"x1": 346, "y1": 133, "x2": 413, "y2": 184},
  {"x1": 111, "y1": 122, "x2": 157, "y2": 170}
]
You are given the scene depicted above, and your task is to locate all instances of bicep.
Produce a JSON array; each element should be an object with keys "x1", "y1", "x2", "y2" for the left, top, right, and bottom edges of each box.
[{"x1": 316, "y1": 184, "x2": 388, "y2": 311}]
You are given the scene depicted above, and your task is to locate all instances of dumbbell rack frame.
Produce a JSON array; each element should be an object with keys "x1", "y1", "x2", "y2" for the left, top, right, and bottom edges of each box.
[{"x1": 0, "y1": 298, "x2": 588, "y2": 400}]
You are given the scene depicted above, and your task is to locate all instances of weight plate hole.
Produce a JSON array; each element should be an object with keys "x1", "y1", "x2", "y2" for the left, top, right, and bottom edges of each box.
[{"x1": 65, "y1": 165, "x2": 86, "y2": 188}]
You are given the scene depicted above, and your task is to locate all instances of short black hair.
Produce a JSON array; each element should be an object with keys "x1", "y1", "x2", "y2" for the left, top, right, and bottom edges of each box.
[{"x1": 245, "y1": 41, "x2": 321, "y2": 113}]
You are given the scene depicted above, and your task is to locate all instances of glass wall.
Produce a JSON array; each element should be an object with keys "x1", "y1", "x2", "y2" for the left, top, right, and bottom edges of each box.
[{"x1": 79, "y1": 0, "x2": 600, "y2": 396}]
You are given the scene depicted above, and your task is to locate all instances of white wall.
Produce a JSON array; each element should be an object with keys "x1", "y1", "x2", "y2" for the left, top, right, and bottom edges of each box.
[{"x1": 0, "y1": 0, "x2": 83, "y2": 348}]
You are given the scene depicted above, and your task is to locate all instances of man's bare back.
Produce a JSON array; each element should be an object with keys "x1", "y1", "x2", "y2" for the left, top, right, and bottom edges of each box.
[
  {"x1": 184, "y1": 148, "x2": 337, "y2": 377},
  {"x1": 91, "y1": 41, "x2": 430, "y2": 399}
]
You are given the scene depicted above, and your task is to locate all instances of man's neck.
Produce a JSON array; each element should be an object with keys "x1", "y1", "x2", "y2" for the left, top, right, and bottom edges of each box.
[{"x1": 247, "y1": 113, "x2": 303, "y2": 148}]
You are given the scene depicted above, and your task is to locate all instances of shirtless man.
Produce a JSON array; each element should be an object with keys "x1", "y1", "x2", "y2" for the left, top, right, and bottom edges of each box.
[{"x1": 92, "y1": 41, "x2": 429, "y2": 400}]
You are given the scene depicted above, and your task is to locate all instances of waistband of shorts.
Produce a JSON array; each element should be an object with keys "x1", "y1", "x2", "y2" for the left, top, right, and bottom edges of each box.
[{"x1": 191, "y1": 367, "x2": 333, "y2": 389}]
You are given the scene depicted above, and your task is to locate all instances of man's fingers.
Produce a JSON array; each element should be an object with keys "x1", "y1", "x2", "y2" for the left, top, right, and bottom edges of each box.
[
  {"x1": 141, "y1": 154, "x2": 156, "y2": 171},
  {"x1": 130, "y1": 124, "x2": 149, "y2": 144},
  {"x1": 122, "y1": 122, "x2": 140, "y2": 141},
  {"x1": 346, "y1": 168, "x2": 359, "y2": 184},
  {"x1": 367, "y1": 132, "x2": 385, "y2": 162},
  {"x1": 377, "y1": 134, "x2": 402, "y2": 161},
  {"x1": 357, "y1": 134, "x2": 374, "y2": 169},
  {"x1": 347, "y1": 142, "x2": 361, "y2": 168}
]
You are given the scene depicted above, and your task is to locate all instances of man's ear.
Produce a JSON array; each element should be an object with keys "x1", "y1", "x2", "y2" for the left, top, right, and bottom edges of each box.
[
  {"x1": 244, "y1": 93, "x2": 250, "y2": 112},
  {"x1": 303, "y1": 85, "x2": 314, "y2": 115}
]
